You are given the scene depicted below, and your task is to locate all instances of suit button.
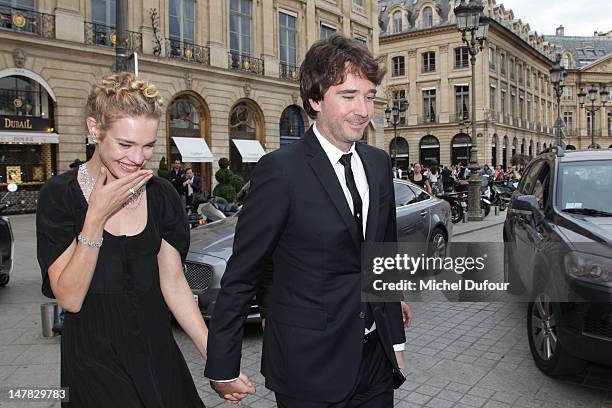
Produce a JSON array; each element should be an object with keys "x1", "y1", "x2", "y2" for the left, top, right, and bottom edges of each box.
[{"x1": 359, "y1": 312, "x2": 366, "y2": 319}]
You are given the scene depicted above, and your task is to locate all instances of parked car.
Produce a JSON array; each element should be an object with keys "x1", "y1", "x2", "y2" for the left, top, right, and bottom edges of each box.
[
  {"x1": 184, "y1": 179, "x2": 453, "y2": 320},
  {"x1": 503, "y1": 147, "x2": 612, "y2": 375},
  {"x1": 0, "y1": 185, "x2": 16, "y2": 287}
]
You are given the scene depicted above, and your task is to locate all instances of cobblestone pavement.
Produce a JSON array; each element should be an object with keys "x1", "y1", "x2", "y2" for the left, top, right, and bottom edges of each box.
[{"x1": 1, "y1": 214, "x2": 611, "y2": 407}]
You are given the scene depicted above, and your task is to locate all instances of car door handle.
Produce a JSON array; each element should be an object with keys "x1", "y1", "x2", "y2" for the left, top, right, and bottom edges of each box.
[{"x1": 420, "y1": 211, "x2": 428, "y2": 217}]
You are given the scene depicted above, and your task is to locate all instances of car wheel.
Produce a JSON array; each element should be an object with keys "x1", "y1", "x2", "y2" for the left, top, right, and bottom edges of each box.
[
  {"x1": 527, "y1": 294, "x2": 586, "y2": 376},
  {"x1": 428, "y1": 228, "x2": 447, "y2": 258},
  {"x1": 0, "y1": 273, "x2": 8, "y2": 287}
]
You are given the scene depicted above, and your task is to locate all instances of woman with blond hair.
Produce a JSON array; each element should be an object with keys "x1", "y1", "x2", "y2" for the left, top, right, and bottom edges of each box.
[{"x1": 36, "y1": 73, "x2": 253, "y2": 406}]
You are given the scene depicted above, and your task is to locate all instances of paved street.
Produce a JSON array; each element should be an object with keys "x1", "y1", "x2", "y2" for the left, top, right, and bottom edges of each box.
[{"x1": 1, "y1": 213, "x2": 611, "y2": 407}]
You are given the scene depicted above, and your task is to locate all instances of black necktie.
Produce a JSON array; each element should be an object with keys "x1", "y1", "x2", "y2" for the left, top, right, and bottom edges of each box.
[
  {"x1": 339, "y1": 153, "x2": 363, "y2": 241},
  {"x1": 339, "y1": 153, "x2": 374, "y2": 330}
]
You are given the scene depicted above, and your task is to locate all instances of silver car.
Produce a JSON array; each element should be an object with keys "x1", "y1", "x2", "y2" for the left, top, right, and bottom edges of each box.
[{"x1": 184, "y1": 179, "x2": 452, "y2": 319}]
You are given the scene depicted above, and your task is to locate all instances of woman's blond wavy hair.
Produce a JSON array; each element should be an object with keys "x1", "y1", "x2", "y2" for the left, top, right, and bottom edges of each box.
[{"x1": 86, "y1": 72, "x2": 164, "y2": 134}]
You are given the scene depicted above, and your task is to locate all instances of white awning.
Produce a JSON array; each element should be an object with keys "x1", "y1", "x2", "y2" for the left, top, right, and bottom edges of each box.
[
  {"x1": 0, "y1": 131, "x2": 58, "y2": 144},
  {"x1": 232, "y1": 139, "x2": 266, "y2": 163},
  {"x1": 172, "y1": 137, "x2": 214, "y2": 162}
]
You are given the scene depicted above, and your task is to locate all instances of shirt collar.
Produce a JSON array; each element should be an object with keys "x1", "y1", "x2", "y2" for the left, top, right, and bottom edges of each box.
[{"x1": 313, "y1": 123, "x2": 357, "y2": 165}]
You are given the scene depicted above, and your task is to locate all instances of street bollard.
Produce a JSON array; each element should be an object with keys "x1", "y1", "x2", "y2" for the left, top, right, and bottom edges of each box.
[
  {"x1": 495, "y1": 205, "x2": 499, "y2": 216},
  {"x1": 41, "y1": 302, "x2": 59, "y2": 337},
  {"x1": 462, "y1": 211, "x2": 467, "y2": 223}
]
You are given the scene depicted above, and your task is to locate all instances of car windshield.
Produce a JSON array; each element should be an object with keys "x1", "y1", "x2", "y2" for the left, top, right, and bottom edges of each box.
[{"x1": 557, "y1": 160, "x2": 612, "y2": 215}]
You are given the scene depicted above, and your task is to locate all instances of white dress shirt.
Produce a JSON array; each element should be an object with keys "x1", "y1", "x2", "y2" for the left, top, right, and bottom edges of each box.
[{"x1": 313, "y1": 124, "x2": 405, "y2": 352}]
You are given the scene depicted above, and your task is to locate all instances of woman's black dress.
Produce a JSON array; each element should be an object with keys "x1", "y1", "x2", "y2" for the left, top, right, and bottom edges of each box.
[{"x1": 36, "y1": 169, "x2": 205, "y2": 407}]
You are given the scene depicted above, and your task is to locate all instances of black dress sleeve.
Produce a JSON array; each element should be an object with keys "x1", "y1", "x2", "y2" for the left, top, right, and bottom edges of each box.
[
  {"x1": 36, "y1": 174, "x2": 78, "y2": 299},
  {"x1": 156, "y1": 177, "x2": 190, "y2": 261}
]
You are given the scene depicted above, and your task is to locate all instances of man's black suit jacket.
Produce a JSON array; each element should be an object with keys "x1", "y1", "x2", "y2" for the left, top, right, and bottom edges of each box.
[{"x1": 205, "y1": 128, "x2": 406, "y2": 402}]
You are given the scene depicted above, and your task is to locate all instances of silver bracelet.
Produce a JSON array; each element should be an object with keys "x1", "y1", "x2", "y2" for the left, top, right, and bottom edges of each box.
[{"x1": 77, "y1": 233, "x2": 103, "y2": 248}]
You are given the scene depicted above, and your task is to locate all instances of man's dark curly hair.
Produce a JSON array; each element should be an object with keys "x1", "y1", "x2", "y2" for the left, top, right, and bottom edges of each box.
[{"x1": 300, "y1": 34, "x2": 385, "y2": 118}]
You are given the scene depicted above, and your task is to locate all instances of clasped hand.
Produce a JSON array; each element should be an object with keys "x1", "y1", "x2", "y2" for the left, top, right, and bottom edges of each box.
[{"x1": 210, "y1": 372, "x2": 255, "y2": 404}]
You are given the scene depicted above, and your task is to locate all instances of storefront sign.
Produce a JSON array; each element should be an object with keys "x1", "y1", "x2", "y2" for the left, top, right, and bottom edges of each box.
[
  {"x1": 0, "y1": 115, "x2": 54, "y2": 133},
  {"x1": 0, "y1": 132, "x2": 59, "y2": 144}
]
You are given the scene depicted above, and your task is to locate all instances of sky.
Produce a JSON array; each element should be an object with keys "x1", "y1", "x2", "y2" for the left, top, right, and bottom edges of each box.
[{"x1": 498, "y1": 0, "x2": 611, "y2": 37}]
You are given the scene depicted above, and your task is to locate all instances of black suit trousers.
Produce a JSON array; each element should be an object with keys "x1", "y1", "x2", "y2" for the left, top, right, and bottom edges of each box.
[{"x1": 275, "y1": 331, "x2": 393, "y2": 408}]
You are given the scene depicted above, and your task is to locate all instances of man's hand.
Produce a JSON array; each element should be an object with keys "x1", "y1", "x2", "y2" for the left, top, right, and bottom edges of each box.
[
  {"x1": 401, "y1": 301, "x2": 413, "y2": 328},
  {"x1": 395, "y1": 350, "x2": 406, "y2": 373},
  {"x1": 210, "y1": 372, "x2": 256, "y2": 403}
]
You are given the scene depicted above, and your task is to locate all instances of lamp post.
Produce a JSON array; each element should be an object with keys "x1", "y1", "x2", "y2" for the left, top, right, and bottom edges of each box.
[
  {"x1": 549, "y1": 54, "x2": 566, "y2": 153},
  {"x1": 385, "y1": 98, "x2": 408, "y2": 169},
  {"x1": 454, "y1": 0, "x2": 489, "y2": 221},
  {"x1": 577, "y1": 84, "x2": 608, "y2": 149}
]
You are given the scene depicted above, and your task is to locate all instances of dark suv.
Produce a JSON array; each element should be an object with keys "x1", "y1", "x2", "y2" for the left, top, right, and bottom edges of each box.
[{"x1": 503, "y1": 148, "x2": 612, "y2": 375}]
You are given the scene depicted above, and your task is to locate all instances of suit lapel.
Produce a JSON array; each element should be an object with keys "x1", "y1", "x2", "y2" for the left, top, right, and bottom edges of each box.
[
  {"x1": 356, "y1": 143, "x2": 380, "y2": 242},
  {"x1": 304, "y1": 129, "x2": 361, "y2": 252}
]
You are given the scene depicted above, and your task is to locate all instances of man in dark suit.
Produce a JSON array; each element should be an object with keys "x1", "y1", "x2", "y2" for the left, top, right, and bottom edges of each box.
[
  {"x1": 183, "y1": 167, "x2": 201, "y2": 208},
  {"x1": 205, "y1": 34, "x2": 406, "y2": 407},
  {"x1": 168, "y1": 159, "x2": 186, "y2": 195}
]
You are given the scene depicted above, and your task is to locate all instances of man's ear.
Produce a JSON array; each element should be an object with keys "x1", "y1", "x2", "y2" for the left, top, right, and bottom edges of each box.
[{"x1": 308, "y1": 98, "x2": 322, "y2": 114}]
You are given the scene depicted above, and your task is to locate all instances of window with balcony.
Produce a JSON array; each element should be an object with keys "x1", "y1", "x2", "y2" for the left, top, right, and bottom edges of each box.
[
  {"x1": 526, "y1": 68, "x2": 531, "y2": 86},
  {"x1": 500, "y1": 53, "x2": 506, "y2": 76},
  {"x1": 422, "y1": 89, "x2": 436, "y2": 123},
  {"x1": 501, "y1": 90, "x2": 507, "y2": 117},
  {"x1": 562, "y1": 86, "x2": 572, "y2": 100},
  {"x1": 563, "y1": 112, "x2": 573, "y2": 130},
  {"x1": 488, "y1": 47, "x2": 496, "y2": 70},
  {"x1": 230, "y1": 0, "x2": 251, "y2": 55},
  {"x1": 455, "y1": 47, "x2": 469, "y2": 69},
  {"x1": 392, "y1": 89, "x2": 406, "y2": 125},
  {"x1": 422, "y1": 6, "x2": 433, "y2": 28},
  {"x1": 608, "y1": 112, "x2": 612, "y2": 134},
  {"x1": 518, "y1": 64, "x2": 523, "y2": 84},
  {"x1": 527, "y1": 100, "x2": 532, "y2": 122},
  {"x1": 455, "y1": 85, "x2": 469, "y2": 121},
  {"x1": 587, "y1": 111, "x2": 595, "y2": 136},
  {"x1": 509, "y1": 59, "x2": 515, "y2": 81},
  {"x1": 511, "y1": 93, "x2": 516, "y2": 118},
  {"x1": 519, "y1": 97, "x2": 524, "y2": 119},
  {"x1": 320, "y1": 23, "x2": 336, "y2": 39},
  {"x1": 352, "y1": 0, "x2": 364, "y2": 13},
  {"x1": 422, "y1": 51, "x2": 436, "y2": 73},
  {"x1": 279, "y1": 11, "x2": 297, "y2": 80},
  {"x1": 490, "y1": 85, "x2": 496, "y2": 111},
  {"x1": 393, "y1": 11, "x2": 402, "y2": 33},
  {"x1": 391, "y1": 56, "x2": 405, "y2": 77}
]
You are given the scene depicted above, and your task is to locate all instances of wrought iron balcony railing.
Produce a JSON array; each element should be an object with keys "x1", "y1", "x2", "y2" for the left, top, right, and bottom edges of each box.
[
  {"x1": 279, "y1": 62, "x2": 299, "y2": 81},
  {"x1": 229, "y1": 52, "x2": 264, "y2": 75},
  {"x1": 453, "y1": 112, "x2": 470, "y2": 123},
  {"x1": 418, "y1": 115, "x2": 438, "y2": 125},
  {"x1": 165, "y1": 39, "x2": 210, "y2": 65},
  {"x1": 0, "y1": 5, "x2": 54, "y2": 38},
  {"x1": 84, "y1": 22, "x2": 142, "y2": 51}
]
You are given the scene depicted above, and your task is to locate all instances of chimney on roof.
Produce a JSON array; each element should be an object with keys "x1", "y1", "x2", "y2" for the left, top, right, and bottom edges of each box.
[{"x1": 556, "y1": 25, "x2": 564, "y2": 36}]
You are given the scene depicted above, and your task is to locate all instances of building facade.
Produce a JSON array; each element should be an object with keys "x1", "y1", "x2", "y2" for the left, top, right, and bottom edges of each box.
[
  {"x1": 0, "y1": 0, "x2": 385, "y2": 212},
  {"x1": 545, "y1": 27, "x2": 612, "y2": 150},
  {"x1": 378, "y1": 0, "x2": 558, "y2": 171}
]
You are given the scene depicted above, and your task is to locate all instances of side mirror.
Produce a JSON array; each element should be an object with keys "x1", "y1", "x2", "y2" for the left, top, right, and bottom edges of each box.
[{"x1": 512, "y1": 195, "x2": 545, "y2": 226}]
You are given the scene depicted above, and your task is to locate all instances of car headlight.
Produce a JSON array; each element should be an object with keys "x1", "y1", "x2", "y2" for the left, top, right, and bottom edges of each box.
[{"x1": 564, "y1": 251, "x2": 612, "y2": 287}]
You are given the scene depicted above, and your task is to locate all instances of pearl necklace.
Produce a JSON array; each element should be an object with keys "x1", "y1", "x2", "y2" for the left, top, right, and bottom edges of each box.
[{"x1": 78, "y1": 163, "x2": 145, "y2": 209}]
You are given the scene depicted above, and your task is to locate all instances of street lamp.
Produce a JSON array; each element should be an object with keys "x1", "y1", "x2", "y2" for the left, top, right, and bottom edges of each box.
[
  {"x1": 578, "y1": 83, "x2": 608, "y2": 149},
  {"x1": 549, "y1": 54, "x2": 566, "y2": 153},
  {"x1": 454, "y1": 0, "x2": 489, "y2": 221},
  {"x1": 385, "y1": 98, "x2": 408, "y2": 168}
]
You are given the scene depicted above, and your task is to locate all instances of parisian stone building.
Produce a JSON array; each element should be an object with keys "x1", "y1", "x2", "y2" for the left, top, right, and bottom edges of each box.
[
  {"x1": 545, "y1": 26, "x2": 612, "y2": 150},
  {"x1": 0, "y1": 0, "x2": 384, "y2": 212},
  {"x1": 378, "y1": 0, "x2": 558, "y2": 171}
]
